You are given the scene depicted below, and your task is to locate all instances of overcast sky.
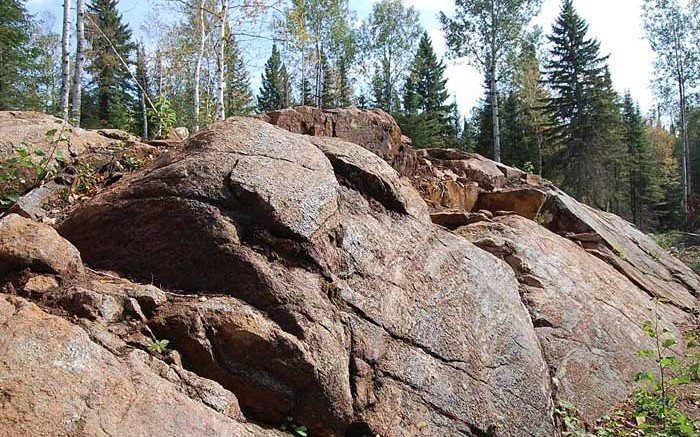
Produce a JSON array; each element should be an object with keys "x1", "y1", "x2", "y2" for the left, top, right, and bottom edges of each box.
[{"x1": 27, "y1": 0, "x2": 656, "y2": 115}]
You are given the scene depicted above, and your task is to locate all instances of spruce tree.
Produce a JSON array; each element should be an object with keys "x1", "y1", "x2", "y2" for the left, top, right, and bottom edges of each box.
[
  {"x1": 399, "y1": 32, "x2": 456, "y2": 148},
  {"x1": 543, "y1": 0, "x2": 624, "y2": 209},
  {"x1": 224, "y1": 30, "x2": 254, "y2": 116},
  {"x1": 84, "y1": 0, "x2": 136, "y2": 128},
  {"x1": 0, "y1": 0, "x2": 40, "y2": 110},
  {"x1": 300, "y1": 78, "x2": 313, "y2": 106},
  {"x1": 135, "y1": 43, "x2": 149, "y2": 138},
  {"x1": 623, "y1": 92, "x2": 661, "y2": 227},
  {"x1": 320, "y1": 52, "x2": 334, "y2": 109},
  {"x1": 258, "y1": 44, "x2": 285, "y2": 112}
]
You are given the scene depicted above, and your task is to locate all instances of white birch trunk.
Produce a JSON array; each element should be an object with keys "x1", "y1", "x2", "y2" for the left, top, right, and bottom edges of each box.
[
  {"x1": 215, "y1": 0, "x2": 228, "y2": 121},
  {"x1": 193, "y1": 0, "x2": 205, "y2": 132},
  {"x1": 60, "y1": 0, "x2": 72, "y2": 120},
  {"x1": 71, "y1": 0, "x2": 85, "y2": 126}
]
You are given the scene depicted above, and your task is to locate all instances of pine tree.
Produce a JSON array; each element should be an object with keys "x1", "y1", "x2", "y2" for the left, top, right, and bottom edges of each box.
[
  {"x1": 398, "y1": 32, "x2": 456, "y2": 148},
  {"x1": 0, "y1": 0, "x2": 41, "y2": 110},
  {"x1": 135, "y1": 43, "x2": 149, "y2": 138},
  {"x1": 337, "y1": 55, "x2": 352, "y2": 107},
  {"x1": 622, "y1": 92, "x2": 661, "y2": 227},
  {"x1": 300, "y1": 78, "x2": 313, "y2": 106},
  {"x1": 258, "y1": 44, "x2": 285, "y2": 112},
  {"x1": 224, "y1": 30, "x2": 254, "y2": 116},
  {"x1": 84, "y1": 0, "x2": 136, "y2": 128},
  {"x1": 320, "y1": 52, "x2": 334, "y2": 109},
  {"x1": 543, "y1": 0, "x2": 624, "y2": 209},
  {"x1": 280, "y1": 64, "x2": 291, "y2": 108}
]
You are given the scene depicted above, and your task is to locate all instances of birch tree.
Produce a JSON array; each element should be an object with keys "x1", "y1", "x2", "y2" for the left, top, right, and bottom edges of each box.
[
  {"x1": 361, "y1": 0, "x2": 422, "y2": 112},
  {"x1": 59, "y1": 0, "x2": 71, "y2": 119},
  {"x1": 440, "y1": 0, "x2": 541, "y2": 162},
  {"x1": 642, "y1": 0, "x2": 699, "y2": 225},
  {"x1": 214, "y1": 0, "x2": 228, "y2": 121},
  {"x1": 71, "y1": 0, "x2": 84, "y2": 125}
]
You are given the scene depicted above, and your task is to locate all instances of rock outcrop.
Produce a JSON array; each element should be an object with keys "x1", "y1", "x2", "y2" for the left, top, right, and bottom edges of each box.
[{"x1": 1, "y1": 107, "x2": 699, "y2": 437}]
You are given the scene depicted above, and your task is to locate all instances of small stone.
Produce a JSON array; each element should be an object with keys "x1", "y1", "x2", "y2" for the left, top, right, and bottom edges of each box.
[{"x1": 22, "y1": 275, "x2": 59, "y2": 295}]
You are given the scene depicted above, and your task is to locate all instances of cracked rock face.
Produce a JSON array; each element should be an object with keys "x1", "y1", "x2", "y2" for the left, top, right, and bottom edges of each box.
[
  {"x1": 458, "y1": 215, "x2": 694, "y2": 421},
  {"x1": 58, "y1": 117, "x2": 555, "y2": 436},
  {"x1": 3, "y1": 108, "x2": 699, "y2": 437},
  {"x1": 0, "y1": 294, "x2": 285, "y2": 437}
]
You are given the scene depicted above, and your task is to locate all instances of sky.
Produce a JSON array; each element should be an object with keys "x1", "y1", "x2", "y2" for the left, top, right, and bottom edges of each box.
[{"x1": 26, "y1": 0, "x2": 657, "y2": 116}]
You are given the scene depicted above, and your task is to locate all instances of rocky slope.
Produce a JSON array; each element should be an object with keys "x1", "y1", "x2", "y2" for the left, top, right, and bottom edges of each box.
[{"x1": 0, "y1": 108, "x2": 698, "y2": 437}]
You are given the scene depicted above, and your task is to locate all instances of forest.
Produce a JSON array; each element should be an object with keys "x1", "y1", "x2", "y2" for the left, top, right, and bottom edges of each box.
[{"x1": 2, "y1": 0, "x2": 700, "y2": 232}]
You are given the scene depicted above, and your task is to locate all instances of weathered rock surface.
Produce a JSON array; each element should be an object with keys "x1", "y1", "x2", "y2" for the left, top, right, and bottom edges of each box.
[
  {"x1": 260, "y1": 106, "x2": 418, "y2": 175},
  {"x1": 0, "y1": 213, "x2": 83, "y2": 278},
  {"x1": 541, "y1": 189, "x2": 700, "y2": 309},
  {"x1": 0, "y1": 294, "x2": 284, "y2": 437},
  {"x1": 59, "y1": 117, "x2": 555, "y2": 436},
  {"x1": 458, "y1": 215, "x2": 693, "y2": 421},
  {"x1": 2, "y1": 107, "x2": 699, "y2": 437}
]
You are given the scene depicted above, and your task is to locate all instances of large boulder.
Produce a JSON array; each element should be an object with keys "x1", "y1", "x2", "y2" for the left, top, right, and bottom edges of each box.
[
  {"x1": 60, "y1": 117, "x2": 556, "y2": 436},
  {"x1": 0, "y1": 294, "x2": 284, "y2": 437},
  {"x1": 260, "y1": 106, "x2": 419, "y2": 175},
  {"x1": 458, "y1": 215, "x2": 694, "y2": 421},
  {"x1": 0, "y1": 213, "x2": 83, "y2": 278},
  {"x1": 541, "y1": 189, "x2": 700, "y2": 309}
]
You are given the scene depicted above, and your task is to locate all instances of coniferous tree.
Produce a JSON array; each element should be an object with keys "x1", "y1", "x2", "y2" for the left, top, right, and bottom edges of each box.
[
  {"x1": 543, "y1": 0, "x2": 624, "y2": 210},
  {"x1": 84, "y1": 0, "x2": 136, "y2": 128},
  {"x1": 135, "y1": 43, "x2": 149, "y2": 138},
  {"x1": 320, "y1": 52, "x2": 334, "y2": 109},
  {"x1": 300, "y1": 78, "x2": 313, "y2": 106},
  {"x1": 622, "y1": 92, "x2": 661, "y2": 227},
  {"x1": 399, "y1": 32, "x2": 456, "y2": 148},
  {"x1": 0, "y1": 0, "x2": 41, "y2": 110},
  {"x1": 258, "y1": 44, "x2": 286, "y2": 112},
  {"x1": 224, "y1": 30, "x2": 254, "y2": 116}
]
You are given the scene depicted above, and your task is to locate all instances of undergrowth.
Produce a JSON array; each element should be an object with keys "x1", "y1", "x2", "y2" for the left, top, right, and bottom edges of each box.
[{"x1": 557, "y1": 298, "x2": 700, "y2": 436}]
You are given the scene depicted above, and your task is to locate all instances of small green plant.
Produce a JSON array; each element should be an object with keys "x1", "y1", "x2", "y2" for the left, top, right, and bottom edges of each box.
[
  {"x1": 0, "y1": 120, "x2": 70, "y2": 210},
  {"x1": 651, "y1": 250, "x2": 662, "y2": 261},
  {"x1": 280, "y1": 418, "x2": 308, "y2": 436},
  {"x1": 147, "y1": 339, "x2": 170, "y2": 354},
  {"x1": 613, "y1": 246, "x2": 628, "y2": 261},
  {"x1": 148, "y1": 94, "x2": 177, "y2": 138},
  {"x1": 522, "y1": 161, "x2": 536, "y2": 174},
  {"x1": 534, "y1": 213, "x2": 546, "y2": 226},
  {"x1": 121, "y1": 155, "x2": 145, "y2": 171}
]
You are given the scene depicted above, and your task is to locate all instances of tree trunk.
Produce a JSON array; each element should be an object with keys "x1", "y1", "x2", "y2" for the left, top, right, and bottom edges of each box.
[
  {"x1": 141, "y1": 90, "x2": 148, "y2": 139},
  {"x1": 215, "y1": 0, "x2": 228, "y2": 121},
  {"x1": 60, "y1": 0, "x2": 72, "y2": 120},
  {"x1": 71, "y1": 0, "x2": 84, "y2": 126},
  {"x1": 193, "y1": 0, "x2": 205, "y2": 132},
  {"x1": 490, "y1": 72, "x2": 501, "y2": 163}
]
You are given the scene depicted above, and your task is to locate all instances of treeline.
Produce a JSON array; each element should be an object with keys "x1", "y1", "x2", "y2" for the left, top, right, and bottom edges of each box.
[{"x1": 1, "y1": 0, "x2": 699, "y2": 230}]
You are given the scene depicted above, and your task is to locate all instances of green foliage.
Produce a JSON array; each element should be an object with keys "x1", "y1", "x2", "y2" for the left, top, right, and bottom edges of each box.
[
  {"x1": 258, "y1": 44, "x2": 289, "y2": 112},
  {"x1": 0, "y1": 0, "x2": 49, "y2": 111},
  {"x1": 148, "y1": 94, "x2": 177, "y2": 138},
  {"x1": 399, "y1": 32, "x2": 457, "y2": 149},
  {"x1": 361, "y1": 0, "x2": 423, "y2": 112},
  {"x1": 556, "y1": 300, "x2": 700, "y2": 436},
  {"x1": 224, "y1": 29, "x2": 255, "y2": 116},
  {"x1": 623, "y1": 92, "x2": 663, "y2": 228},
  {"x1": 0, "y1": 122, "x2": 70, "y2": 210},
  {"x1": 84, "y1": 0, "x2": 137, "y2": 129},
  {"x1": 147, "y1": 339, "x2": 170, "y2": 354},
  {"x1": 542, "y1": 0, "x2": 626, "y2": 213},
  {"x1": 280, "y1": 417, "x2": 308, "y2": 436}
]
